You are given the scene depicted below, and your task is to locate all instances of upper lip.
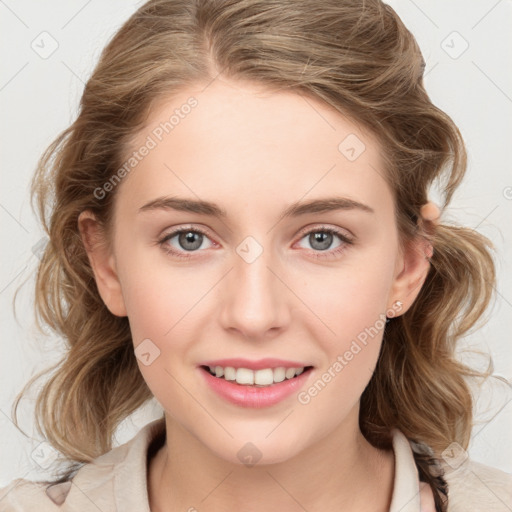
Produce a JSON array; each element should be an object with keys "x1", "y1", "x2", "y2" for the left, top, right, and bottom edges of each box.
[{"x1": 199, "y1": 358, "x2": 313, "y2": 371}]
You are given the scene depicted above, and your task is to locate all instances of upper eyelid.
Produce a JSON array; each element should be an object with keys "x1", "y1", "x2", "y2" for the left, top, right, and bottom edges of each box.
[
  {"x1": 296, "y1": 224, "x2": 354, "y2": 239},
  {"x1": 161, "y1": 225, "x2": 211, "y2": 240}
]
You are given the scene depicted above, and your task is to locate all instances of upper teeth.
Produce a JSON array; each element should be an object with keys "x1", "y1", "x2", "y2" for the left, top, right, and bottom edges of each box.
[{"x1": 208, "y1": 366, "x2": 305, "y2": 386}]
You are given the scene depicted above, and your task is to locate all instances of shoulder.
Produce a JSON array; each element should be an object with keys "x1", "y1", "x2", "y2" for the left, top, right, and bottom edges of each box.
[
  {"x1": 0, "y1": 478, "x2": 71, "y2": 511},
  {"x1": 441, "y1": 458, "x2": 512, "y2": 511},
  {"x1": 0, "y1": 417, "x2": 165, "y2": 512},
  {"x1": 0, "y1": 449, "x2": 125, "y2": 511}
]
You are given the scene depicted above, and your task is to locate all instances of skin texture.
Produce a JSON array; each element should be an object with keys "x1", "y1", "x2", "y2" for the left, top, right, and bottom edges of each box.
[{"x1": 79, "y1": 78, "x2": 432, "y2": 511}]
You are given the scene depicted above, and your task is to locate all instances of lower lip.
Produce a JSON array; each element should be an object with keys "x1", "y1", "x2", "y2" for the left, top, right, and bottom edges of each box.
[{"x1": 199, "y1": 366, "x2": 314, "y2": 408}]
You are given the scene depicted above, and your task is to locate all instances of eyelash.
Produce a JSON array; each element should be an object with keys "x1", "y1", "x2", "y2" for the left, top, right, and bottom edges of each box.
[{"x1": 157, "y1": 225, "x2": 354, "y2": 261}]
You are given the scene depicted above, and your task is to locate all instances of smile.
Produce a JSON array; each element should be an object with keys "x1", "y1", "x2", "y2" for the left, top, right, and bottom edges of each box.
[
  {"x1": 202, "y1": 365, "x2": 312, "y2": 387},
  {"x1": 198, "y1": 362, "x2": 315, "y2": 408}
]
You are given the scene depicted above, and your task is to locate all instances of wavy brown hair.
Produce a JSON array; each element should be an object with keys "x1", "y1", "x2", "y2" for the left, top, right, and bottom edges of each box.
[{"x1": 12, "y1": 1, "x2": 503, "y2": 509}]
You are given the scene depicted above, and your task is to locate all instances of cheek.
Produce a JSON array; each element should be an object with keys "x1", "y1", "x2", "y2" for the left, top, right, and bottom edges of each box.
[
  {"x1": 120, "y1": 261, "x2": 208, "y2": 419},
  {"x1": 295, "y1": 242, "x2": 396, "y2": 403},
  {"x1": 304, "y1": 241, "x2": 397, "y2": 346},
  {"x1": 117, "y1": 244, "x2": 208, "y2": 343}
]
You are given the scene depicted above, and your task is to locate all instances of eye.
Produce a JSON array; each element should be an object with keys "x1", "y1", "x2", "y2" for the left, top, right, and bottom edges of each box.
[
  {"x1": 158, "y1": 226, "x2": 215, "y2": 259},
  {"x1": 157, "y1": 224, "x2": 354, "y2": 261},
  {"x1": 295, "y1": 225, "x2": 354, "y2": 260}
]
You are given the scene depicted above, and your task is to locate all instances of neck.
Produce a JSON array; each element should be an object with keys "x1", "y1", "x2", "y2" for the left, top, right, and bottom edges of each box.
[{"x1": 148, "y1": 407, "x2": 394, "y2": 512}]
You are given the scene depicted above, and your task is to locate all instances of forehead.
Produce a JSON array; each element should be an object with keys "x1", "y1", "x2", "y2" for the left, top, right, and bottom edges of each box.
[{"x1": 117, "y1": 78, "x2": 392, "y2": 218}]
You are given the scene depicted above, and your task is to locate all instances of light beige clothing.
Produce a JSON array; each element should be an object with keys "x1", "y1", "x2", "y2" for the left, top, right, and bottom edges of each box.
[{"x1": 1, "y1": 417, "x2": 511, "y2": 511}]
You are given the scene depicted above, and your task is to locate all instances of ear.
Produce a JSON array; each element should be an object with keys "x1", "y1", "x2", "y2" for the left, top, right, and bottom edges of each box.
[
  {"x1": 387, "y1": 235, "x2": 432, "y2": 316},
  {"x1": 77, "y1": 210, "x2": 127, "y2": 317}
]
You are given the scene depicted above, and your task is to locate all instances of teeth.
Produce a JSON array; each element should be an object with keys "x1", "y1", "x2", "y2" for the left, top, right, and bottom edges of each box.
[
  {"x1": 236, "y1": 368, "x2": 254, "y2": 385},
  {"x1": 285, "y1": 368, "x2": 296, "y2": 379},
  {"x1": 254, "y1": 368, "x2": 274, "y2": 386},
  {"x1": 224, "y1": 366, "x2": 236, "y2": 381},
  {"x1": 273, "y1": 367, "x2": 286, "y2": 383},
  {"x1": 206, "y1": 365, "x2": 307, "y2": 386}
]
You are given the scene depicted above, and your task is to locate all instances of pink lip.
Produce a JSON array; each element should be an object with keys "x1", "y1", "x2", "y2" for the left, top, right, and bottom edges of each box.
[
  {"x1": 199, "y1": 358, "x2": 310, "y2": 370},
  {"x1": 198, "y1": 366, "x2": 314, "y2": 408}
]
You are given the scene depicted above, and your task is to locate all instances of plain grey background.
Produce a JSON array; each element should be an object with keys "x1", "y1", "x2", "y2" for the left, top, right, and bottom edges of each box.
[{"x1": 1, "y1": 0, "x2": 511, "y2": 486}]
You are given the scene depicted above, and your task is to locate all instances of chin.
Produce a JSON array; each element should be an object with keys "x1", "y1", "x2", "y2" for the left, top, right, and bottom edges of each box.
[{"x1": 211, "y1": 431, "x2": 306, "y2": 467}]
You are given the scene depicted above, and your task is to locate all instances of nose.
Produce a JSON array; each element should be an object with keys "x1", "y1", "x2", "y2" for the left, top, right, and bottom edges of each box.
[{"x1": 219, "y1": 244, "x2": 291, "y2": 341}]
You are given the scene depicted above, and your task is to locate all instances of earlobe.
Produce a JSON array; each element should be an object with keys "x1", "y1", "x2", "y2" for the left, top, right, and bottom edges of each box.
[
  {"x1": 388, "y1": 236, "x2": 432, "y2": 315},
  {"x1": 77, "y1": 210, "x2": 127, "y2": 317}
]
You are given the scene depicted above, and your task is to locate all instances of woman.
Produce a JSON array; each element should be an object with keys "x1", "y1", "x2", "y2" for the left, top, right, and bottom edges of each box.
[{"x1": 1, "y1": 1, "x2": 511, "y2": 511}]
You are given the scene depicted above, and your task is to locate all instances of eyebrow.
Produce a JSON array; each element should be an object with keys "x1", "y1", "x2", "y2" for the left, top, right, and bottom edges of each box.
[{"x1": 138, "y1": 196, "x2": 375, "y2": 219}]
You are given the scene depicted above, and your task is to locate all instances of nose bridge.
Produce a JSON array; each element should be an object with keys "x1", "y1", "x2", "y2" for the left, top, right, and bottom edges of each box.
[{"x1": 219, "y1": 235, "x2": 289, "y2": 338}]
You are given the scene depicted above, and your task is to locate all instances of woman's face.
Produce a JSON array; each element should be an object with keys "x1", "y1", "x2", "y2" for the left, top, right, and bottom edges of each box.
[{"x1": 83, "y1": 78, "x2": 427, "y2": 465}]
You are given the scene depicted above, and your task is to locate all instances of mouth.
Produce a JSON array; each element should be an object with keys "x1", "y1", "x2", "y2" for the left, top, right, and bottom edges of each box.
[{"x1": 200, "y1": 365, "x2": 314, "y2": 387}]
